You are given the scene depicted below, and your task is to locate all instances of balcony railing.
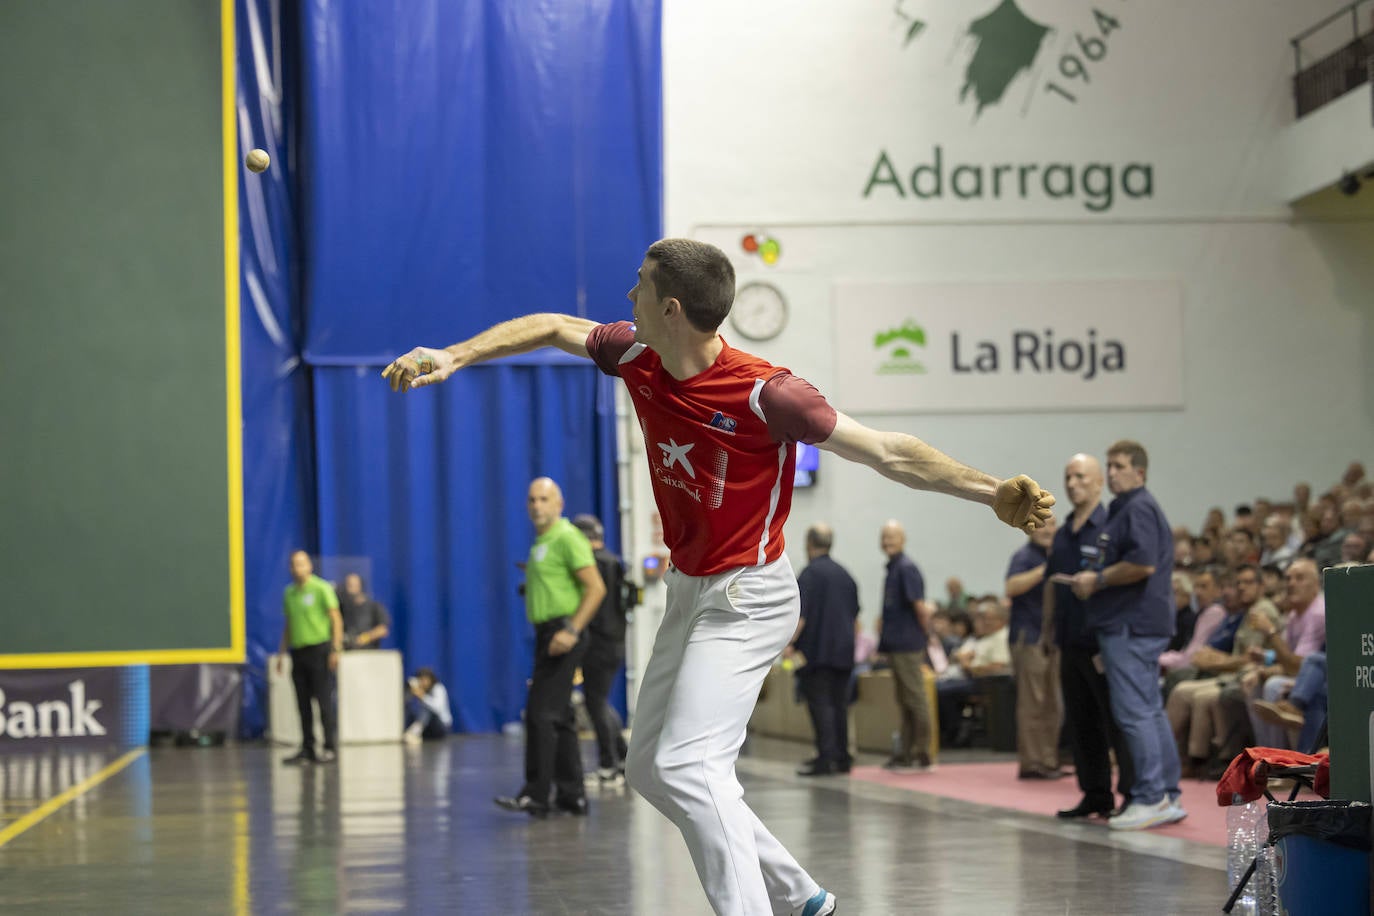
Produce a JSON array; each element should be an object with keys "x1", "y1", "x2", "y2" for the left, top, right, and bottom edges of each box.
[{"x1": 1292, "y1": 1, "x2": 1374, "y2": 117}]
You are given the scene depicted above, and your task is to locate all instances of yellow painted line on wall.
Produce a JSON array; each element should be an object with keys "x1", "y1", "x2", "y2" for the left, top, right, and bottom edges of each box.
[
  {"x1": 0, "y1": 748, "x2": 147, "y2": 850},
  {"x1": 221, "y1": 0, "x2": 247, "y2": 667},
  {"x1": 0, "y1": 648, "x2": 245, "y2": 669}
]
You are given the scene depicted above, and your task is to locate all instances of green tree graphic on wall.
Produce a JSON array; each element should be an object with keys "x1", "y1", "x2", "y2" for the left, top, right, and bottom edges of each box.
[{"x1": 960, "y1": 0, "x2": 1051, "y2": 115}]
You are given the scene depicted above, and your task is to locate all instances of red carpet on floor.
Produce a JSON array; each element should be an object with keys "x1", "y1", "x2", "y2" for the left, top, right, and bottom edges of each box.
[{"x1": 850, "y1": 761, "x2": 1240, "y2": 846}]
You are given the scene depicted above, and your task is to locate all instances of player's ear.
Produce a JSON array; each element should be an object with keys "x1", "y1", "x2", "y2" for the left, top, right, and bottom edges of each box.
[{"x1": 662, "y1": 296, "x2": 681, "y2": 319}]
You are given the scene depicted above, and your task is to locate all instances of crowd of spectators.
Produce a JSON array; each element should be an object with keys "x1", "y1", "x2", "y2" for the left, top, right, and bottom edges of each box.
[{"x1": 855, "y1": 460, "x2": 1370, "y2": 786}]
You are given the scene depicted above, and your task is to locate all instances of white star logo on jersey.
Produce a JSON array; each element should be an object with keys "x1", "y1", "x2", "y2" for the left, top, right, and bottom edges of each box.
[{"x1": 657, "y1": 438, "x2": 697, "y2": 478}]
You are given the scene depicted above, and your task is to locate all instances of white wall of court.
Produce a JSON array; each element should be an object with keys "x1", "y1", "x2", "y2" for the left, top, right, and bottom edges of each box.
[{"x1": 621, "y1": 0, "x2": 1374, "y2": 650}]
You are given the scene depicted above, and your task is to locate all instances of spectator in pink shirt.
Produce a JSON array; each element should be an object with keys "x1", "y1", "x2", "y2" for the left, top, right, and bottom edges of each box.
[
  {"x1": 1241, "y1": 558, "x2": 1325, "y2": 748},
  {"x1": 1159, "y1": 567, "x2": 1227, "y2": 676}
]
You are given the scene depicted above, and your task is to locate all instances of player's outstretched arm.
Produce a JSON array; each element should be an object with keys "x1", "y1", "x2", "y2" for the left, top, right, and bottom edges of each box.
[
  {"x1": 817, "y1": 411, "x2": 1055, "y2": 533},
  {"x1": 382, "y1": 313, "x2": 599, "y2": 392}
]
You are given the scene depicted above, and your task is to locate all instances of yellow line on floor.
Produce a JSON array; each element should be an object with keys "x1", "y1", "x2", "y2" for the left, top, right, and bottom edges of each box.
[{"x1": 0, "y1": 747, "x2": 147, "y2": 850}]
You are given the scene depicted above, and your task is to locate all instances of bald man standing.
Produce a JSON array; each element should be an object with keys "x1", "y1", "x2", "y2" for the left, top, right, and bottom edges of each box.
[
  {"x1": 1043, "y1": 454, "x2": 1135, "y2": 818},
  {"x1": 878, "y1": 520, "x2": 933, "y2": 771},
  {"x1": 495, "y1": 477, "x2": 607, "y2": 817}
]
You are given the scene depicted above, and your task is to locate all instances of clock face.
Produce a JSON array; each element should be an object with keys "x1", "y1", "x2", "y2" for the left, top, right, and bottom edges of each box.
[{"x1": 730, "y1": 282, "x2": 788, "y2": 341}]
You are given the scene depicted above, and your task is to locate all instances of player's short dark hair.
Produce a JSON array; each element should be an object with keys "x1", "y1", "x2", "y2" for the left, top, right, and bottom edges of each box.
[
  {"x1": 571, "y1": 513, "x2": 604, "y2": 542},
  {"x1": 1107, "y1": 439, "x2": 1149, "y2": 472},
  {"x1": 415, "y1": 667, "x2": 439, "y2": 685},
  {"x1": 646, "y1": 238, "x2": 736, "y2": 333}
]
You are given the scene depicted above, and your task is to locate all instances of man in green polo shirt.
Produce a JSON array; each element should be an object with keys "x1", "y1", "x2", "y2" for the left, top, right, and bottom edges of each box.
[
  {"x1": 275, "y1": 550, "x2": 343, "y2": 765},
  {"x1": 495, "y1": 477, "x2": 606, "y2": 817}
]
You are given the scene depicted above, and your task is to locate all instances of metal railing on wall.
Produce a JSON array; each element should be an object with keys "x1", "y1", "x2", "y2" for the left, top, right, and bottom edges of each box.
[{"x1": 1292, "y1": 0, "x2": 1374, "y2": 117}]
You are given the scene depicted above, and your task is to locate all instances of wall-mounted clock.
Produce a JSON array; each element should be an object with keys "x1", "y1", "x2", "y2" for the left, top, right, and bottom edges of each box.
[{"x1": 730, "y1": 281, "x2": 788, "y2": 341}]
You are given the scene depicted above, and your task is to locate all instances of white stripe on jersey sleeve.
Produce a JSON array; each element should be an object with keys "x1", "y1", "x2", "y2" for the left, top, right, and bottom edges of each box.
[
  {"x1": 619, "y1": 342, "x2": 647, "y2": 365},
  {"x1": 748, "y1": 378, "x2": 767, "y2": 423},
  {"x1": 756, "y1": 442, "x2": 788, "y2": 566}
]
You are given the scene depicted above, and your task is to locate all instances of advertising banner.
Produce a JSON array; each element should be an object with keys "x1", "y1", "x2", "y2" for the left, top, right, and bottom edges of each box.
[
  {"x1": 0, "y1": 667, "x2": 147, "y2": 749},
  {"x1": 832, "y1": 279, "x2": 1183, "y2": 413}
]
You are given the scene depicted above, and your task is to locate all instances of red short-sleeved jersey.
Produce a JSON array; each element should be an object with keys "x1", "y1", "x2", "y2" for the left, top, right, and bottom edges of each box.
[{"x1": 587, "y1": 321, "x2": 837, "y2": 576}]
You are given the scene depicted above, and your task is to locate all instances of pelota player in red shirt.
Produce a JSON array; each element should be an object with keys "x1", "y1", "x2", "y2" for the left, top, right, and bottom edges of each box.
[{"x1": 384, "y1": 238, "x2": 1054, "y2": 916}]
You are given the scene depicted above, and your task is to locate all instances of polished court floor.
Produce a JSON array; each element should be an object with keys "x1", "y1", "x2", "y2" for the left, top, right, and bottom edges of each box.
[{"x1": 0, "y1": 735, "x2": 1229, "y2": 914}]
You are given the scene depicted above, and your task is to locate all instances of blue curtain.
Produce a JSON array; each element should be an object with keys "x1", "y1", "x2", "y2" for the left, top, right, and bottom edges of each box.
[
  {"x1": 312, "y1": 359, "x2": 621, "y2": 732},
  {"x1": 298, "y1": 0, "x2": 662, "y2": 363},
  {"x1": 237, "y1": 0, "x2": 316, "y2": 737}
]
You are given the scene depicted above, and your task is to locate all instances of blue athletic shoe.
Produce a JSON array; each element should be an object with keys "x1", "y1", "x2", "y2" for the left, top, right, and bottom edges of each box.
[{"x1": 797, "y1": 888, "x2": 837, "y2": 916}]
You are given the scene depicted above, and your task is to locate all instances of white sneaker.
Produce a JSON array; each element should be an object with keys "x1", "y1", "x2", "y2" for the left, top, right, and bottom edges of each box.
[
  {"x1": 403, "y1": 727, "x2": 423, "y2": 746},
  {"x1": 793, "y1": 888, "x2": 836, "y2": 916},
  {"x1": 1108, "y1": 798, "x2": 1175, "y2": 831},
  {"x1": 1161, "y1": 798, "x2": 1188, "y2": 825}
]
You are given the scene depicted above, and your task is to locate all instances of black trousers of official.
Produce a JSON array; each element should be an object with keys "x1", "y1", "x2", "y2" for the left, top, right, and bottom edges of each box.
[
  {"x1": 580, "y1": 637, "x2": 628, "y2": 771},
  {"x1": 799, "y1": 665, "x2": 853, "y2": 766},
  {"x1": 522, "y1": 620, "x2": 588, "y2": 805},
  {"x1": 290, "y1": 641, "x2": 337, "y2": 756},
  {"x1": 1060, "y1": 646, "x2": 1135, "y2": 807}
]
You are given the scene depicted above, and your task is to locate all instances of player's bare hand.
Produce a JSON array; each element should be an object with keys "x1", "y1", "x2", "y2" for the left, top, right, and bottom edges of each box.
[
  {"x1": 548, "y1": 629, "x2": 579, "y2": 656},
  {"x1": 382, "y1": 347, "x2": 458, "y2": 392},
  {"x1": 993, "y1": 475, "x2": 1056, "y2": 533}
]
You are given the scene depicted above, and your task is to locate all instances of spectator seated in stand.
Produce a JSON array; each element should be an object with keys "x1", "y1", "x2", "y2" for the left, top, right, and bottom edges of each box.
[
  {"x1": 1159, "y1": 566, "x2": 1228, "y2": 696},
  {"x1": 1253, "y1": 649, "x2": 1327, "y2": 754},
  {"x1": 934, "y1": 597, "x2": 1011, "y2": 748},
  {"x1": 928, "y1": 608, "x2": 973, "y2": 666},
  {"x1": 1167, "y1": 571, "x2": 1197, "y2": 654}
]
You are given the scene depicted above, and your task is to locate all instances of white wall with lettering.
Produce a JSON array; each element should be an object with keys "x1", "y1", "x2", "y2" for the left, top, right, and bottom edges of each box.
[{"x1": 635, "y1": 0, "x2": 1374, "y2": 621}]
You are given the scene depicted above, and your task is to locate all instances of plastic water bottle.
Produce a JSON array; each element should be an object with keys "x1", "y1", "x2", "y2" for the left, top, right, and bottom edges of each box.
[
  {"x1": 1252, "y1": 843, "x2": 1279, "y2": 916},
  {"x1": 1226, "y1": 800, "x2": 1263, "y2": 915}
]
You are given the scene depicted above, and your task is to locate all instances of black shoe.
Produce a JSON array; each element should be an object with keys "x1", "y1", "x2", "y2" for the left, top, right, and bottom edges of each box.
[
  {"x1": 553, "y1": 796, "x2": 589, "y2": 816},
  {"x1": 282, "y1": 751, "x2": 316, "y2": 766},
  {"x1": 494, "y1": 794, "x2": 550, "y2": 818},
  {"x1": 797, "y1": 760, "x2": 840, "y2": 777},
  {"x1": 837, "y1": 759, "x2": 853, "y2": 774},
  {"x1": 1018, "y1": 767, "x2": 1066, "y2": 780},
  {"x1": 1056, "y1": 798, "x2": 1113, "y2": 819}
]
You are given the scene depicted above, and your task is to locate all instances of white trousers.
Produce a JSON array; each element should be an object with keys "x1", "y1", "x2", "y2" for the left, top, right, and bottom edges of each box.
[{"x1": 625, "y1": 556, "x2": 819, "y2": 916}]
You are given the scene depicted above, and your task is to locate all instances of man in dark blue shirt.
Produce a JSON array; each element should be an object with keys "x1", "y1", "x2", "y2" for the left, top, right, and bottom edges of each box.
[
  {"x1": 786, "y1": 523, "x2": 861, "y2": 776},
  {"x1": 1045, "y1": 453, "x2": 1135, "y2": 819},
  {"x1": 1005, "y1": 516, "x2": 1063, "y2": 779},
  {"x1": 878, "y1": 520, "x2": 932, "y2": 771},
  {"x1": 1069, "y1": 440, "x2": 1183, "y2": 831}
]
